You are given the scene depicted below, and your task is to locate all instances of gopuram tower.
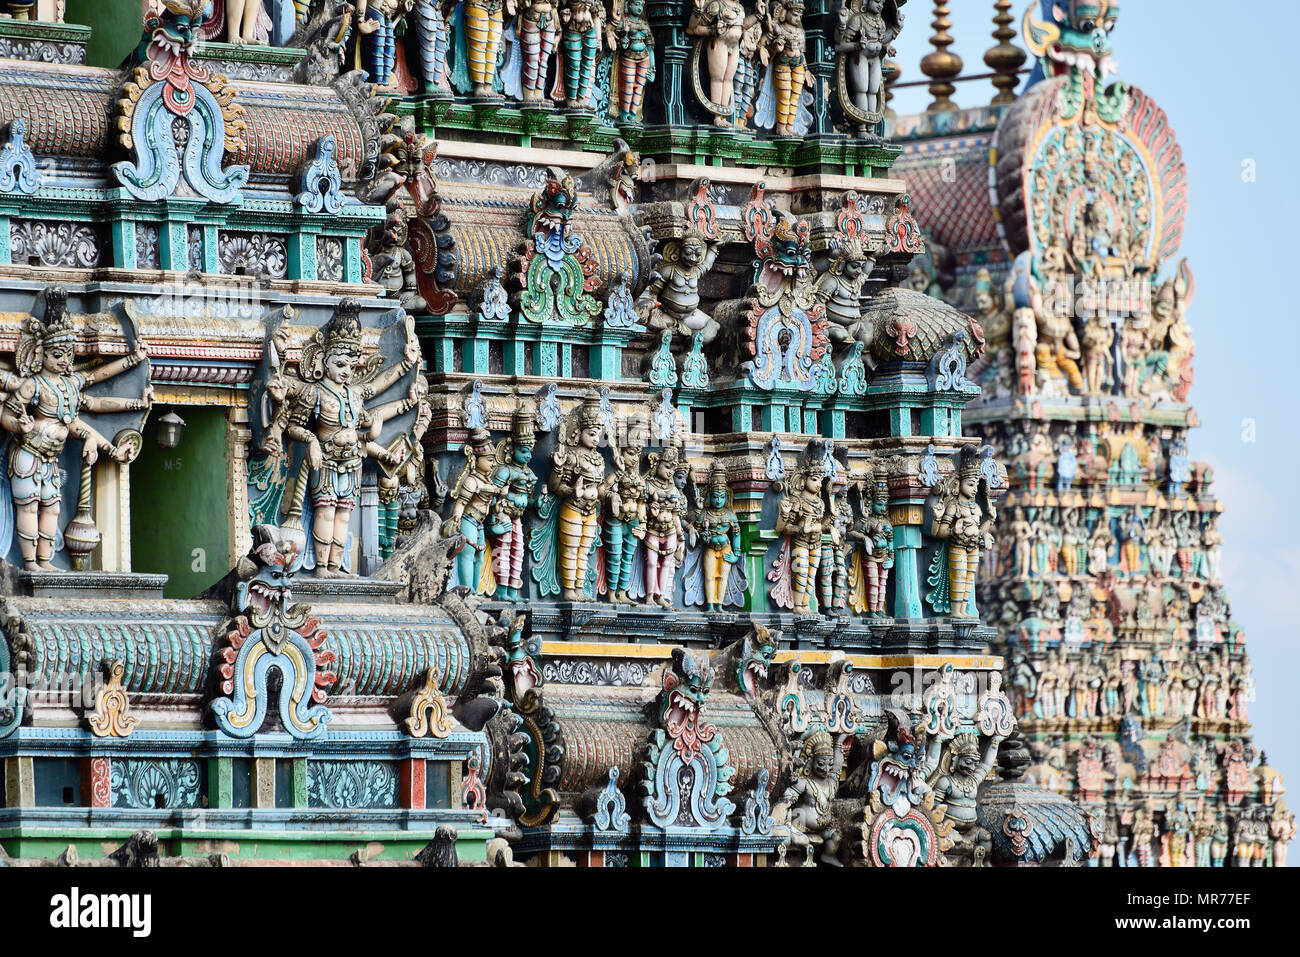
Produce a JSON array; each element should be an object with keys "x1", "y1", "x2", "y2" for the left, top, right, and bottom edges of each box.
[{"x1": 892, "y1": 1, "x2": 1292, "y2": 866}]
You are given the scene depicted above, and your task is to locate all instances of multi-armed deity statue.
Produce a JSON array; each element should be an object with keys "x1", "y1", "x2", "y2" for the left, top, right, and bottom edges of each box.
[
  {"x1": 1, "y1": 288, "x2": 152, "y2": 571},
  {"x1": 260, "y1": 302, "x2": 422, "y2": 578}
]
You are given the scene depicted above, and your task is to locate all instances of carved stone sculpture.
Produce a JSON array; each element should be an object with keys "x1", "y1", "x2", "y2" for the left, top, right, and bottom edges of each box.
[{"x1": 1, "y1": 288, "x2": 152, "y2": 571}]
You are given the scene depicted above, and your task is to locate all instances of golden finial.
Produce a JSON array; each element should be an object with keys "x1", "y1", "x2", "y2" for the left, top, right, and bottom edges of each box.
[
  {"x1": 920, "y1": 1, "x2": 963, "y2": 113},
  {"x1": 984, "y1": 0, "x2": 1027, "y2": 105}
]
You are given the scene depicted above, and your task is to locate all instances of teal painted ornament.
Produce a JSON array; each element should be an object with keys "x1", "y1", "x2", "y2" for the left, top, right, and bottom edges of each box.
[
  {"x1": 647, "y1": 330, "x2": 677, "y2": 388},
  {"x1": 680, "y1": 332, "x2": 709, "y2": 389}
]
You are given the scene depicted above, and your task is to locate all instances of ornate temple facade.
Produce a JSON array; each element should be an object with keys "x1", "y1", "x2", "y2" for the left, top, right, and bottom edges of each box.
[{"x1": 0, "y1": 0, "x2": 1281, "y2": 868}]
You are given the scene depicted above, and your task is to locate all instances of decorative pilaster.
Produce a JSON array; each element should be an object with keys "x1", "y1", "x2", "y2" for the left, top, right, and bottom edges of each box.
[
  {"x1": 225, "y1": 405, "x2": 251, "y2": 567},
  {"x1": 805, "y1": 0, "x2": 836, "y2": 136},
  {"x1": 647, "y1": 0, "x2": 690, "y2": 127}
]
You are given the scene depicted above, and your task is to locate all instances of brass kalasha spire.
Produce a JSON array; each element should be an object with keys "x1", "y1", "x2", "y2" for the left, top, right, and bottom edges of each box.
[
  {"x1": 984, "y1": 0, "x2": 1027, "y2": 105},
  {"x1": 920, "y1": 1, "x2": 963, "y2": 113}
]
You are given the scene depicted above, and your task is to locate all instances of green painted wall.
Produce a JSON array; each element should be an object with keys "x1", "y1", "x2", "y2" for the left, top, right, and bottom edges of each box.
[
  {"x1": 130, "y1": 406, "x2": 230, "y2": 599},
  {"x1": 67, "y1": 0, "x2": 140, "y2": 69}
]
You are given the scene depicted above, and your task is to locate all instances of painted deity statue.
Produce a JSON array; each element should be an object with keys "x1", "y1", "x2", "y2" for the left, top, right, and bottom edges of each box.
[
  {"x1": 464, "y1": 0, "x2": 516, "y2": 96},
  {"x1": 636, "y1": 229, "x2": 722, "y2": 344},
  {"x1": 517, "y1": 0, "x2": 559, "y2": 103},
  {"x1": 357, "y1": 0, "x2": 412, "y2": 87},
  {"x1": 261, "y1": 302, "x2": 420, "y2": 578},
  {"x1": 549, "y1": 390, "x2": 608, "y2": 601},
  {"x1": 642, "y1": 445, "x2": 686, "y2": 608},
  {"x1": 607, "y1": 0, "x2": 655, "y2": 122},
  {"x1": 600, "y1": 417, "x2": 648, "y2": 603},
  {"x1": 761, "y1": 0, "x2": 813, "y2": 136},
  {"x1": 928, "y1": 445, "x2": 996, "y2": 619},
  {"x1": 849, "y1": 469, "x2": 893, "y2": 616},
  {"x1": 225, "y1": 0, "x2": 267, "y2": 44},
  {"x1": 413, "y1": 0, "x2": 452, "y2": 93},
  {"x1": 0, "y1": 288, "x2": 152, "y2": 571},
  {"x1": 559, "y1": 0, "x2": 604, "y2": 109},
  {"x1": 693, "y1": 465, "x2": 742, "y2": 613},
  {"x1": 733, "y1": 9, "x2": 765, "y2": 125},
  {"x1": 819, "y1": 483, "x2": 851, "y2": 614},
  {"x1": 813, "y1": 235, "x2": 875, "y2": 345},
  {"x1": 485, "y1": 400, "x2": 538, "y2": 602},
  {"x1": 927, "y1": 733, "x2": 1003, "y2": 830},
  {"x1": 687, "y1": 0, "x2": 763, "y2": 128},
  {"x1": 444, "y1": 427, "x2": 502, "y2": 592},
  {"x1": 776, "y1": 730, "x2": 842, "y2": 866},
  {"x1": 1036, "y1": 295, "x2": 1084, "y2": 393},
  {"x1": 834, "y1": 0, "x2": 901, "y2": 134},
  {"x1": 775, "y1": 449, "x2": 828, "y2": 615}
]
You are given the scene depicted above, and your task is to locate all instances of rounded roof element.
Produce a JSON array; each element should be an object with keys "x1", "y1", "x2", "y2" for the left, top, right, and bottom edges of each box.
[
  {"x1": 864, "y1": 286, "x2": 985, "y2": 366},
  {"x1": 991, "y1": 75, "x2": 1188, "y2": 273}
]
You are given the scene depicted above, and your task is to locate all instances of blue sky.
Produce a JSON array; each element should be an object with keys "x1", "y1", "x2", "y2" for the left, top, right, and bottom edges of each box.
[{"x1": 890, "y1": 2, "x2": 1299, "y2": 811}]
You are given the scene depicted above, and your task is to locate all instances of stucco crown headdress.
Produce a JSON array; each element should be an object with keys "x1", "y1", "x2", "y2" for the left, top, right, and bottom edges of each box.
[{"x1": 323, "y1": 299, "x2": 364, "y2": 354}]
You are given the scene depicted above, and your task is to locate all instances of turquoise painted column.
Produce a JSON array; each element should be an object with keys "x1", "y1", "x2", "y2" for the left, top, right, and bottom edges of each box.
[
  {"x1": 890, "y1": 405, "x2": 913, "y2": 437},
  {"x1": 288, "y1": 231, "x2": 318, "y2": 280},
  {"x1": 0, "y1": 215, "x2": 10, "y2": 264},
  {"x1": 731, "y1": 404, "x2": 753, "y2": 432},
  {"x1": 160, "y1": 219, "x2": 188, "y2": 270},
  {"x1": 431, "y1": 337, "x2": 456, "y2": 372},
  {"x1": 535, "y1": 341, "x2": 559, "y2": 377},
  {"x1": 345, "y1": 236, "x2": 364, "y2": 283},
  {"x1": 503, "y1": 339, "x2": 528, "y2": 375},
  {"x1": 892, "y1": 522, "x2": 924, "y2": 619},
  {"x1": 111, "y1": 220, "x2": 137, "y2": 269},
  {"x1": 463, "y1": 339, "x2": 490, "y2": 374},
  {"x1": 202, "y1": 224, "x2": 220, "y2": 273},
  {"x1": 920, "y1": 406, "x2": 949, "y2": 437},
  {"x1": 590, "y1": 339, "x2": 619, "y2": 379}
]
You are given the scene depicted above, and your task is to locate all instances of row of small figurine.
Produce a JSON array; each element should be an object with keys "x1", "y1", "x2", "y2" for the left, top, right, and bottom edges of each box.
[
  {"x1": 442, "y1": 390, "x2": 902, "y2": 614},
  {"x1": 205, "y1": 0, "x2": 904, "y2": 136},
  {"x1": 441, "y1": 393, "x2": 1004, "y2": 622},
  {"x1": 992, "y1": 503, "x2": 1225, "y2": 583},
  {"x1": 1007, "y1": 642, "x2": 1253, "y2": 725}
]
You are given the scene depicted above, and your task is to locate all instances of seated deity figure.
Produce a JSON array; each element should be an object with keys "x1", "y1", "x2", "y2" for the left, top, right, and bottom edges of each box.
[
  {"x1": 260, "y1": 301, "x2": 421, "y2": 578},
  {"x1": 636, "y1": 229, "x2": 722, "y2": 344},
  {"x1": 0, "y1": 288, "x2": 152, "y2": 571},
  {"x1": 813, "y1": 235, "x2": 875, "y2": 344},
  {"x1": 928, "y1": 733, "x2": 1004, "y2": 831},
  {"x1": 775, "y1": 730, "x2": 843, "y2": 866}
]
